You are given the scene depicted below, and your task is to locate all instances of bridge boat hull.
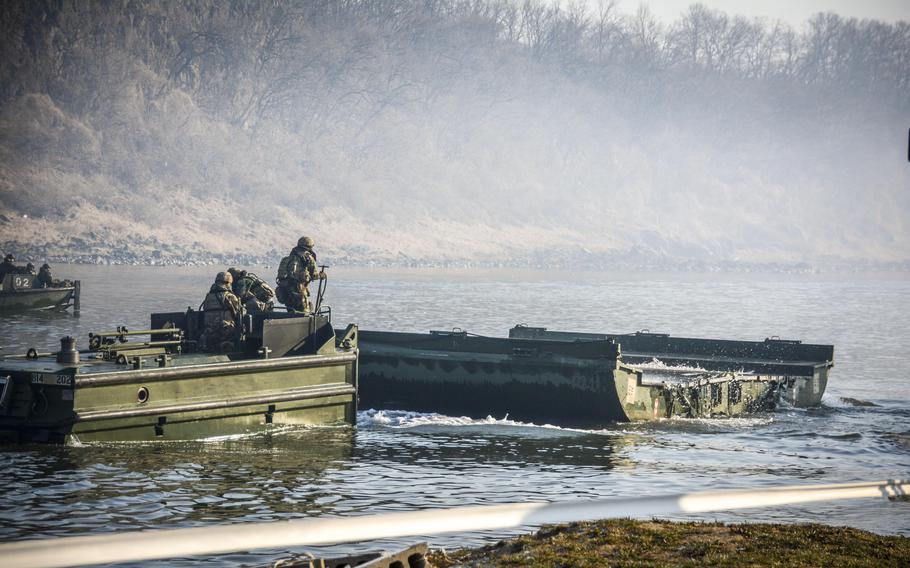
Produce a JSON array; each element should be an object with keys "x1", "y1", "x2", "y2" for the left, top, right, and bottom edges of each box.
[
  {"x1": 0, "y1": 314, "x2": 358, "y2": 443},
  {"x1": 509, "y1": 326, "x2": 834, "y2": 409},
  {"x1": 356, "y1": 326, "x2": 834, "y2": 426},
  {"x1": 357, "y1": 330, "x2": 638, "y2": 426}
]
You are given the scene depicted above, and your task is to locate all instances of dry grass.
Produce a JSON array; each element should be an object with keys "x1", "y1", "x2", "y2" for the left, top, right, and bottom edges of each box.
[{"x1": 427, "y1": 520, "x2": 910, "y2": 568}]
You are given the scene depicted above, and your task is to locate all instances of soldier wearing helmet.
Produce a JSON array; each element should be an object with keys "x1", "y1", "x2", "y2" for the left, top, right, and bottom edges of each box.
[
  {"x1": 0, "y1": 253, "x2": 16, "y2": 277},
  {"x1": 35, "y1": 263, "x2": 54, "y2": 288},
  {"x1": 276, "y1": 236, "x2": 325, "y2": 314},
  {"x1": 199, "y1": 271, "x2": 242, "y2": 352},
  {"x1": 227, "y1": 267, "x2": 275, "y2": 313}
]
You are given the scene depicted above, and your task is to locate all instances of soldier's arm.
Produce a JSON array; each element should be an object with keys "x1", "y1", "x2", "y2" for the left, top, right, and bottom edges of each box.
[
  {"x1": 305, "y1": 254, "x2": 323, "y2": 281},
  {"x1": 229, "y1": 296, "x2": 244, "y2": 328},
  {"x1": 221, "y1": 292, "x2": 238, "y2": 314}
]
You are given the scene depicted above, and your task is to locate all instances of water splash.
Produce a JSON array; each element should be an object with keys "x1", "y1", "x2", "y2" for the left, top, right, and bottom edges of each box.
[
  {"x1": 356, "y1": 408, "x2": 639, "y2": 436},
  {"x1": 633, "y1": 357, "x2": 709, "y2": 373}
]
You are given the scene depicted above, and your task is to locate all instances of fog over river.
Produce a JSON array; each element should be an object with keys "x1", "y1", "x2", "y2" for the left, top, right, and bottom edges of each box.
[{"x1": 2, "y1": 1, "x2": 908, "y2": 267}]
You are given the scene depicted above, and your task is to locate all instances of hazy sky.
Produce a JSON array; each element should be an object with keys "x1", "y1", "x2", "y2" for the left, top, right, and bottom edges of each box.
[{"x1": 613, "y1": 0, "x2": 910, "y2": 27}]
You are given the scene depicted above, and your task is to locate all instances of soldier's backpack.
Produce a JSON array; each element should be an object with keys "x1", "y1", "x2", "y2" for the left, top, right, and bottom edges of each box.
[
  {"x1": 275, "y1": 284, "x2": 289, "y2": 306},
  {"x1": 250, "y1": 276, "x2": 275, "y2": 302},
  {"x1": 276, "y1": 255, "x2": 292, "y2": 285}
]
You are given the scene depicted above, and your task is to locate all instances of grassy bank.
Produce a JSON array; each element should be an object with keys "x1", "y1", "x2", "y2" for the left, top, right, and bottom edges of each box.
[{"x1": 427, "y1": 519, "x2": 909, "y2": 567}]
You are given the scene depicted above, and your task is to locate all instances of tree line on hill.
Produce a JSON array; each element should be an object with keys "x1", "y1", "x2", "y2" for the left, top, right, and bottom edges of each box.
[{"x1": 0, "y1": 1, "x2": 907, "y2": 267}]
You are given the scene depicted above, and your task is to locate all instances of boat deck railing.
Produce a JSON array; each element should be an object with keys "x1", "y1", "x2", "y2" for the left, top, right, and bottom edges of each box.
[{"x1": 510, "y1": 326, "x2": 834, "y2": 367}]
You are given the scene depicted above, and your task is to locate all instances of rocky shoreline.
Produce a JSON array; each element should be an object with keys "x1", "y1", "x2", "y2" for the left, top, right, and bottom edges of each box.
[
  {"x1": 426, "y1": 519, "x2": 910, "y2": 567},
  {"x1": 2, "y1": 240, "x2": 908, "y2": 273}
]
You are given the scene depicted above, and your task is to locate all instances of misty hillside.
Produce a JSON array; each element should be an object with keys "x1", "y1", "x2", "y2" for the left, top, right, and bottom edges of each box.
[{"x1": 0, "y1": 0, "x2": 908, "y2": 268}]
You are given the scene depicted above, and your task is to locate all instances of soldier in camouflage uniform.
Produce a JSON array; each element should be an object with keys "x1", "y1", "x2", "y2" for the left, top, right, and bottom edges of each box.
[
  {"x1": 32, "y1": 263, "x2": 54, "y2": 288},
  {"x1": 199, "y1": 271, "x2": 242, "y2": 352},
  {"x1": 0, "y1": 254, "x2": 17, "y2": 277},
  {"x1": 35, "y1": 264, "x2": 54, "y2": 288},
  {"x1": 277, "y1": 236, "x2": 325, "y2": 314},
  {"x1": 227, "y1": 267, "x2": 274, "y2": 313}
]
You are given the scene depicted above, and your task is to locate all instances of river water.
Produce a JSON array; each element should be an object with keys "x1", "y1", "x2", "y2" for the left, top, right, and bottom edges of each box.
[{"x1": 1, "y1": 265, "x2": 908, "y2": 565}]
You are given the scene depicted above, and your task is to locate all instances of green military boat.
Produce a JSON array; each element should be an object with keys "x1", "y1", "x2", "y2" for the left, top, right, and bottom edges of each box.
[
  {"x1": 0, "y1": 311, "x2": 359, "y2": 443},
  {"x1": 508, "y1": 325, "x2": 834, "y2": 411},
  {"x1": 0, "y1": 272, "x2": 80, "y2": 313},
  {"x1": 356, "y1": 326, "x2": 834, "y2": 426},
  {"x1": 356, "y1": 329, "x2": 639, "y2": 426}
]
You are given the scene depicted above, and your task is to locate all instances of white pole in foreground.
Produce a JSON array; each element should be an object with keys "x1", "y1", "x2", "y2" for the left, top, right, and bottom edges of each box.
[{"x1": 1, "y1": 479, "x2": 905, "y2": 568}]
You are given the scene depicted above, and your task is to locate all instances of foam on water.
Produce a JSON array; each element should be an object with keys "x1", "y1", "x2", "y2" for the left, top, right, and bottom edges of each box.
[
  {"x1": 66, "y1": 424, "x2": 340, "y2": 446},
  {"x1": 200, "y1": 425, "x2": 304, "y2": 442},
  {"x1": 357, "y1": 408, "x2": 636, "y2": 436},
  {"x1": 632, "y1": 357, "x2": 709, "y2": 373},
  {"x1": 668, "y1": 415, "x2": 776, "y2": 428}
]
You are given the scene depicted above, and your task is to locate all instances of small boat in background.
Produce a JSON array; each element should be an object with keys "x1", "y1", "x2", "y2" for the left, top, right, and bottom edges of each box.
[{"x1": 0, "y1": 272, "x2": 80, "y2": 313}]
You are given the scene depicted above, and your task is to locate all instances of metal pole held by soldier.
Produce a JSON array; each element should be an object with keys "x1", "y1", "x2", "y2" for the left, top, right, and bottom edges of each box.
[{"x1": 315, "y1": 265, "x2": 328, "y2": 314}]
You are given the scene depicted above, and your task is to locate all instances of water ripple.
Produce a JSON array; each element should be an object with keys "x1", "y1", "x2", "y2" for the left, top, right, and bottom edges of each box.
[{"x1": 2, "y1": 267, "x2": 910, "y2": 564}]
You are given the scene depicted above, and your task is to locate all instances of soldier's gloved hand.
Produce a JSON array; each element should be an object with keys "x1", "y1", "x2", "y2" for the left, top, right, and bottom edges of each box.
[{"x1": 318, "y1": 270, "x2": 326, "y2": 280}]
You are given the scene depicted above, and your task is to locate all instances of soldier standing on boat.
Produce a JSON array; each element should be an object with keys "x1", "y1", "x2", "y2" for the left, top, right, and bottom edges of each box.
[
  {"x1": 199, "y1": 271, "x2": 242, "y2": 352},
  {"x1": 276, "y1": 236, "x2": 325, "y2": 314},
  {"x1": 35, "y1": 263, "x2": 54, "y2": 288},
  {"x1": 22, "y1": 262, "x2": 36, "y2": 275},
  {"x1": 227, "y1": 267, "x2": 275, "y2": 313},
  {"x1": 0, "y1": 253, "x2": 17, "y2": 277}
]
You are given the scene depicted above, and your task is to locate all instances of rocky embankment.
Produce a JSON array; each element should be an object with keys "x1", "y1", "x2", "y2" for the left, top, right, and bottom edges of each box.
[
  {"x1": 3, "y1": 236, "x2": 909, "y2": 273},
  {"x1": 0, "y1": 235, "x2": 271, "y2": 267}
]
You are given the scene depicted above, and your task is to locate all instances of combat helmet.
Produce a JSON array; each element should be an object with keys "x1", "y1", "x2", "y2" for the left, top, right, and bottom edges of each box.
[
  {"x1": 4, "y1": 253, "x2": 13, "y2": 262},
  {"x1": 298, "y1": 236, "x2": 315, "y2": 248},
  {"x1": 215, "y1": 271, "x2": 233, "y2": 285}
]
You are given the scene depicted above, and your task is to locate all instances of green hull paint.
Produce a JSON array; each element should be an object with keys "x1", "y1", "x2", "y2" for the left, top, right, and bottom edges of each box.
[
  {"x1": 0, "y1": 273, "x2": 79, "y2": 312},
  {"x1": 356, "y1": 326, "x2": 834, "y2": 426},
  {"x1": 616, "y1": 372, "x2": 781, "y2": 420},
  {"x1": 358, "y1": 329, "x2": 647, "y2": 426},
  {"x1": 0, "y1": 315, "x2": 359, "y2": 443},
  {"x1": 779, "y1": 367, "x2": 829, "y2": 407},
  {"x1": 71, "y1": 394, "x2": 354, "y2": 443},
  {"x1": 510, "y1": 326, "x2": 834, "y2": 414},
  {"x1": 0, "y1": 286, "x2": 77, "y2": 312},
  {"x1": 70, "y1": 361, "x2": 356, "y2": 442}
]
